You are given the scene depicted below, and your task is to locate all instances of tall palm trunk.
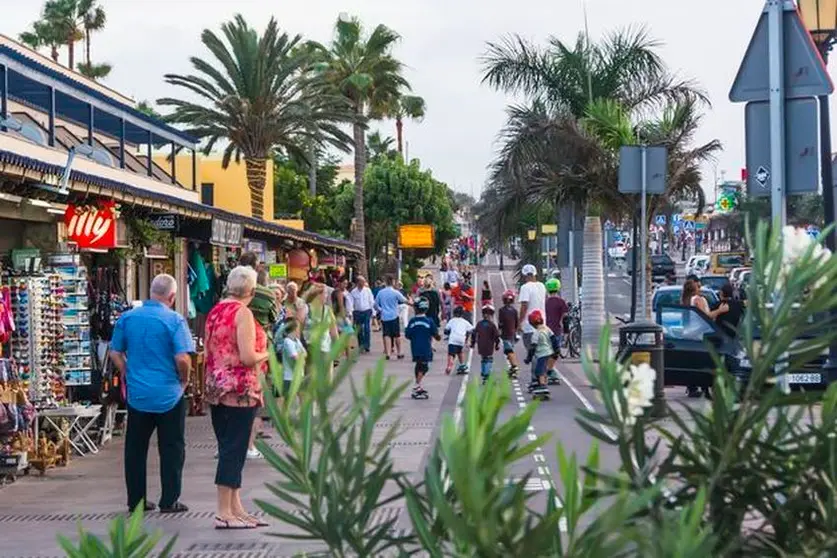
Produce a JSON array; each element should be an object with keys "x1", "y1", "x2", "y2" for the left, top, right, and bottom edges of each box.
[
  {"x1": 395, "y1": 117, "x2": 404, "y2": 155},
  {"x1": 352, "y1": 119, "x2": 369, "y2": 278},
  {"x1": 50, "y1": 45, "x2": 59, "y2": 62},
  {"x1": 581, "y1": 217, "x2": 606, "y2": 360},
  {"x1": 308, "y1": 142, "x2": 317, "y2": 197},
  {"x1": 67, "y1": 39, "x2": 75, "y2": 69},
  {"x1": 85, "y1": 29, "x2": 91, "y2": 65},
  {"x1": 244, "y1": 157, "x2": 267, "y2": 219}
]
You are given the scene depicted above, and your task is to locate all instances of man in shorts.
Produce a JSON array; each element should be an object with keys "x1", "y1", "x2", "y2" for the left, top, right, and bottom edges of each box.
[
  {"x1": 374, "y1": 275, "x2": 408, "y2": 360},
  {"x1": 517, "y1": 264, "x2": 546, "y2": 353}
]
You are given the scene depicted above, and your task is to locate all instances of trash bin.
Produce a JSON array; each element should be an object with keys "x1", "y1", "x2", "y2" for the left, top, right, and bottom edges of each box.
[{"x1": 618, "y1": 321, "x2": 665, "y2": 417}]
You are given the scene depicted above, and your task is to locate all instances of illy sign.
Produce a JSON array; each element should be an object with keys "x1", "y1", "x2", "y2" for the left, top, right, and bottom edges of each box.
[{"x1": 64, "y1": 202, "x2": 118, "y2": 249}]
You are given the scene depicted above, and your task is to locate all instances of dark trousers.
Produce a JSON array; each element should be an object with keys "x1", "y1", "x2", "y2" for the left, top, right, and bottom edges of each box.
[
  {"x1": 211, "y1": 404, "x2": 257, "y2": 489},
  {"x1": 353, "y1": 309, "x2": 372, "y2": 351},
  {"x1": 125, "y1": 397, "x2": 186, "y2": 510}
]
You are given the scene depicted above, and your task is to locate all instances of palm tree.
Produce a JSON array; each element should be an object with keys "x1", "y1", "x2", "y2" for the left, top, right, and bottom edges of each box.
[
  {"x1": 158, "y1": 15, "x2": 355, "y2": 220},
  {"x1": 77, "y1": 61, "x2": 111, "y2": 80},
  {"x1": 310, "y1": 15, "x2": 412, "y2": 276},
  {"x1": 79, "y1": 0, "x2": 105, "y2": 66},
  {"x1": 19, "y1": 19, "x2": 63, "y2": 62},
  {"x1": 376, "y1": 94, "x2": 425, "y2": 155},
  {"x1": 42, "y1": 0, "x2": 84, "y2": 69},
  {"x1": 366, "y1": 131, "x2": 396, "y2": 161}
]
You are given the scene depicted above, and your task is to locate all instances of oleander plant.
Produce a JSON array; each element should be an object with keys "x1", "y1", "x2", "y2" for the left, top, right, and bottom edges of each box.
[{"x1": 65, "y1": 221, "x2": 837, "y2": 557}]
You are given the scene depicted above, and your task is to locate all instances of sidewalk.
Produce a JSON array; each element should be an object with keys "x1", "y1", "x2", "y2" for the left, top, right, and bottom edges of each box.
[{"x1": 0, "y1": 333, "x2": 462, "y2": 558}]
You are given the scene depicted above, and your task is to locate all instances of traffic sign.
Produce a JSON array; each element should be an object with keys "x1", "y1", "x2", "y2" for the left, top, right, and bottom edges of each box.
[
  {"x1": 604, "y1": 220, "x2": 614, "y2": 230},
  {"x1": 745, "y1": 97, "x2": 819, "y2": 196},
  {"x1": 655, "y1": 215, "x2": 666, "y2": 226},
  {"x1": 618, "y1": 146, "x2": 668, "y2": 194},
  {"x1": 684, "y1": 221, "x2": 695, "y2": 231},
  {"x1": 730, "y1": 4, "x2": 833, "y2": 102}
]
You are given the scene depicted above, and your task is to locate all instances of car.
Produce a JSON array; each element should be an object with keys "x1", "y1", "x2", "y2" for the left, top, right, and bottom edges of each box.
[
  {"x1": 729, "y1": 267, "x2": 751, "y2": 288},
  {"x1": 608, "y1": 241, "x2": 627, "y2": 259},
  {"x1": 710, "y1": 252, "x2": 748, "y2": 275},
  {"x1": 651, "y1": 254, "x2": 675, "y2": 280},
  {"x1": 652, "y1": 285, "x2": 719, "y2": 313},
  {"x1": 685, "y1": 255, "x2": 709, "y2": 276},
  {"x1": 698, "y1": 275, "x2": 731, "y2": 293},
  {"x1": 651, "y1": 304, "x2": 828, "y2": 390}
]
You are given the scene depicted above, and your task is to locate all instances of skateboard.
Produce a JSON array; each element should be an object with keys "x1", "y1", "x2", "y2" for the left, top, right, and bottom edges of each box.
[
  {"x1": 547, "y1": 377, "x2": 561, "y2": 386},
  {"x1": 456, "y1": 364, "x2": 469, "y2": 375},
  {"x1": 411, "y1": 389, "x2": 430, "y2": 400},
  {"x1": 532, "y1": 388, "x2": 550, "y2": 401},
  {"x1": 507, "y1": 367, "x2": 519, "y2": 379}
]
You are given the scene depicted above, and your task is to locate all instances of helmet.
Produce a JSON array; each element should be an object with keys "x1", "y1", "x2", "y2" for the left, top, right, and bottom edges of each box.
[
  {"x1": 550, "y1": 269, "x2": 561, "y2": 279},
  {"x1": 521, "y1": 264, "x2": 537, "y2": 277},
  {"x1": 545, "y1": 278, "x2": 561, "y2": 293},
  {"x1": 415, "y1": 297, "x2": 430, "y2": 312},
  {"x1": 528, "y1": 309, "x2": 544, "y2": 326},
  {"x1": 482, "y1": 303, "x2": 495, "y2": 313},
  {"x1": 502, "y1": 289, "x2": 515, "y2": 303}
]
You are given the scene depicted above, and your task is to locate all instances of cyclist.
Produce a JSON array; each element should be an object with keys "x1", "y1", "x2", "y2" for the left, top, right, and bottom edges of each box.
[{"x1": 544, "y1": 278, "x2": 568, "y2": 384}]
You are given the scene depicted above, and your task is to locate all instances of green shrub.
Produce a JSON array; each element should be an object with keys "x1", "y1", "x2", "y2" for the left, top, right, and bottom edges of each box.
[{"x1": 58, "y1": 505, "x2": 176, "y2": 558}]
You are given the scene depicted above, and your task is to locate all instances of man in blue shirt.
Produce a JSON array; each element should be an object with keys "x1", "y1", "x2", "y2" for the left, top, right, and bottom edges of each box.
[
  {"x1": 375, "y1": 275, "x2": 408, "y2": 360},
  {"x1": 110, "y1": 274, "x2": 194, "y2": 514}
]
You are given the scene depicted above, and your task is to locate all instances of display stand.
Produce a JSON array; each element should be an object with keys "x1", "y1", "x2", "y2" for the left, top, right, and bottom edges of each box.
[{"x1": 35, "y1": 405, "x2": 102, "y2": 456}]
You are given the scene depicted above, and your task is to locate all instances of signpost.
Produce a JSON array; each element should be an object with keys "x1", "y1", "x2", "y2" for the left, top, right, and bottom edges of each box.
[
  {"x1": 730, "y1": 0, "x2": 834, "y2": 391},
  {"x1": 619, "y1": 145, "x2": 668, "y2": 319}
]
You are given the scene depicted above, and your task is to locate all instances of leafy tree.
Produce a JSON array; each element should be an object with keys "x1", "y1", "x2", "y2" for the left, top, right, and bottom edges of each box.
[
  {"x1": 310, "y1": 15, "x2": 414, "y2": 275},
  {"x1": 358, "y1": 156, "x2": 456, "y2": 264},
  {"x1": 19, "y1": 17, "x2": 63, "y2": 62},
  {"x1": 159, "y1": 15, "x2": 355, "y2": 220},
  {"x1": 22, "y1": 0, "x2": 108, "y2": 72}
]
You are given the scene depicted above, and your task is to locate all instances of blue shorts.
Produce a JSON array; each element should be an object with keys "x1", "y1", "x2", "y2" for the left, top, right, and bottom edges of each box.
[
  {"x1": 502, "y1": 339, "x2": 515, "y2": 354},
  {"x1": 550, "y1": 334, "x2": 563, "y2": 356},
  {"x1": 533, "y1": 356, "x2": 549, "y2": 377},
  {"x1": 448, "y1": 344, "x2": 464, "y2": 356}
]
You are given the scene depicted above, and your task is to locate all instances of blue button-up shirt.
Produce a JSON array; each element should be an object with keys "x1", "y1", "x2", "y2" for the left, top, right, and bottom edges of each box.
[
  {"x1": 110, "y1": 300, "x2": 195, "y2": 413},
  {"x1": 375, "y1": 287, "x2": 406, "y2": 322}
]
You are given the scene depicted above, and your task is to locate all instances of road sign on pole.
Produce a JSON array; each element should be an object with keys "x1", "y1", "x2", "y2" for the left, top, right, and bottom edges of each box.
[
  {"x1": 729, "y1": 1, "x2": 833, "y2": 102},
  {"x1": 745, "y1": 97, "x2": 819, "y2": 196},
  {"x1": 618, "y1": 146, "x2": 668, "y2": 194},
  {"x1": 655, "y1": 215, "x2": 667, "y2": 226}
]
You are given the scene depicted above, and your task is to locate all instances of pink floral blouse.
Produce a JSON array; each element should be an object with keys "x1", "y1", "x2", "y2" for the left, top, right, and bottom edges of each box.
[{"x1": 204, "y1": 299, "x2": 266, "y2": 407}]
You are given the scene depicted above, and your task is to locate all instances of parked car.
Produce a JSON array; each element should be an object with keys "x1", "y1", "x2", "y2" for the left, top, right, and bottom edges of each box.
[
  {"x1": 652, "y1": 285, "x2": 719, "y2": 313},
  {"x1": 685, "y1": 255, "x2": 709, "y2": 277},
  {"x1": 710, "y1": 252, "x2": 748, "y2": 275},
  {"x1": 651, "y1": 254, "x2": 675, "y2": 281},
  {"x1": 729, "y1": 267, "x2": 751, "y2": 288},
  {"x1": 698, "y1": 275, "x2": 731, "y2": 293},
  {"x1": 649, "y1": 304, "x2": 827, "y2": 390},
  {"x1": 608, "y1": 241, "x2": 627, "y2": 260}
]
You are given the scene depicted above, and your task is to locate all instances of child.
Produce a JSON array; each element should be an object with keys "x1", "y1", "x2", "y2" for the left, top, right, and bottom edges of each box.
[
  {"x1": 441, "y1": 282, "x2": 453, "y2": 322},
  {"x1": 471, "y1": 304, "x2": 501, "y2": 384},
  {"x1": 544, "y1": 278, "x2": 569, "y2": 385},
  {"x1": 480, "y1": 280, "x2": 492, "y2": 307},
  {"x1": 444, "y1": 306, "x2": 473, "y2": 375},
  {"x1": 405, "y1": 298, "x2": 441, "y2": 398},
  {"x1": 523, "y1": 310, "x2": 553, "y2": 395},
  {"x1": 497, "y1": 289, "x2": 520, "y2": 377},
  {"x1": 281, "y1": 318, "x2": 306, "y2": 400}
]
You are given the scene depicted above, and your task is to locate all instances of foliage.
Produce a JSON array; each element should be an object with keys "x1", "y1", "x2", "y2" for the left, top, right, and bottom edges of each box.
[
  {"x1": 256, "y1": 329, "x2": 413, "y2": 557},
  {"x1": 20, "y1": 0, "x2": 107, "y2": 70},
  {"x1": 77, "y1": 61, "x2": 111, "y2": 80},
  {"x1": 359, "y1": 156, "x2": 457, "y2": 260},
  {"x1": 366, "y1": 131, "x2": 397, "y2": 162},
  {"x1": 159, "y1": 15, "x2": 355, "y2": 218},
  {"x1": 135, "y1": 100, "x2": 161, "y2": 119},
  {"x1": 118, "y1": 215, "x2": 176, "y2": 262},
  {"x1": 57, "y1": 505, "x2": 176, "y2": 557}
]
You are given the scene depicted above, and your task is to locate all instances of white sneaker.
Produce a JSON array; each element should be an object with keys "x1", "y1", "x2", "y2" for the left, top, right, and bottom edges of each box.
[{"x1": 246, "y1": 448, "x2": 263, "y2": 460}]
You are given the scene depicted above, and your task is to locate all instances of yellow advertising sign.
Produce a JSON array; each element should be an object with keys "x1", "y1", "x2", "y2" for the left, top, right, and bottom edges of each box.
[
  {"x1": 398, "y1": 224, "x2": 435, "y2": 249},
  {"x1": 541, "y1": 224, "x2": 558, "y2": 234}
]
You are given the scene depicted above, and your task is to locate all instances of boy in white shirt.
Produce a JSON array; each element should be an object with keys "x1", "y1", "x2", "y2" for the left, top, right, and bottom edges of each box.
[{"x1": 444, "y1": 306, "x2": 473, "y2": 375}]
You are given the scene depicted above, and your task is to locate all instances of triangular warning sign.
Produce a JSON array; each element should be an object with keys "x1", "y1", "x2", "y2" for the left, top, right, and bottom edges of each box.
[{"x1": 729, "y1": 5, "x2": 833, "y2": 102}]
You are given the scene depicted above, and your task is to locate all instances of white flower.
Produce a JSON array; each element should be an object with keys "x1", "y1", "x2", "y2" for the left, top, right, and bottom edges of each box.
[
  {"x1": 774, "y1": 226, "x2": 832, "y2": 290},
  {"x1": 612, "y1": 363, "x2": 656, "y2": 426}
]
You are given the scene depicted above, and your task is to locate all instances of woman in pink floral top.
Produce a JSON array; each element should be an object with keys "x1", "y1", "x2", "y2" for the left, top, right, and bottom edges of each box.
[{"x1": 204, "y1": 266, "x2": 269, "y2": 530}]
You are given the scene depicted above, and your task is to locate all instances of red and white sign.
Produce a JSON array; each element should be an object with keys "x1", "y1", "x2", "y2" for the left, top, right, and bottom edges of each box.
[{"x1": 64, "y1": 202, "x2": 118, "y2": 249}]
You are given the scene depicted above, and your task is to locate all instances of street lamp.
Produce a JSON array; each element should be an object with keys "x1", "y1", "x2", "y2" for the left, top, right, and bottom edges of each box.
[{"x1": 798, "y1": 0, "x2": 837, "y2": 378}]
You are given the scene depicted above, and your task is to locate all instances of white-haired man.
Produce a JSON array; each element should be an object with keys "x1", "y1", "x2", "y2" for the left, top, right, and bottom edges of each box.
[{"x1": 110, "y1": 273, "x2": 194, "y2": 514}]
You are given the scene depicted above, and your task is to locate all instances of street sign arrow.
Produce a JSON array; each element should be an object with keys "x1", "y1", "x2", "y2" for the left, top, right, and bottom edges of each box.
[{"x1": 730, "y1": 2, "x2": 833, "y2": 102}]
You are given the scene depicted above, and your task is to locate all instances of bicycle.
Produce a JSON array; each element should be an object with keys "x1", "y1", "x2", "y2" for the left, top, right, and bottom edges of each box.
[{"x1": 559, "y1": 303, "x2": 581, "y2": 358}]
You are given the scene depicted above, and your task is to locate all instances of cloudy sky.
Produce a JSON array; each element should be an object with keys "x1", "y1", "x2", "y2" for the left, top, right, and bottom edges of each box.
[{"x1": 1, "y1": 0, "x2": 826, "y2": 199}]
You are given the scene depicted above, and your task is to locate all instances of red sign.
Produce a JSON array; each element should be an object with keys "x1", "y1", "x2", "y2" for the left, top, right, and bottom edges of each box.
[{"x1": 64, "y1": 202, "x2": 118, "y2": 249}]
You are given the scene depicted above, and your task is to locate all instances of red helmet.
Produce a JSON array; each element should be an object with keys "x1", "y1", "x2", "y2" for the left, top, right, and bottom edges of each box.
[
  {"x1": 528, "y1": 309, "x2": 544, "y2": 326},
  {"x1": 502, "y1": 289, "x2": 515, "y2": 302}
]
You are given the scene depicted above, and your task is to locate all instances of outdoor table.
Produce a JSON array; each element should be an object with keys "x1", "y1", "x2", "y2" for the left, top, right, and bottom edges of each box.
[{"x1": 35, "y1": 405, "x2": 102, "y2": 456}]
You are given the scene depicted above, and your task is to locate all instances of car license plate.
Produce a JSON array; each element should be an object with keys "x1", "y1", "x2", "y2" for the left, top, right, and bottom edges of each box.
[{"x1": 786, "y1": 373, "x2": 821, "y2": 384}]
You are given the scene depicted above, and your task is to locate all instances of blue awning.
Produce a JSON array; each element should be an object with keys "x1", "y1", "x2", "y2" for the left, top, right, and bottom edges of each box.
[{"x1": 0, "y1": 45, "x2": 197, "y2": 148}]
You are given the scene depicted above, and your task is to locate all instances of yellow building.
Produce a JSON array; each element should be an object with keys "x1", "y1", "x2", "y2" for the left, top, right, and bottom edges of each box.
[{"x1": 158, "y1": 155, "x2": 305, "y2": 231}]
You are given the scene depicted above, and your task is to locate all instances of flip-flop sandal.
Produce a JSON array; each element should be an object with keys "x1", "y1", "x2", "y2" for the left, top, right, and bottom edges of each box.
[
  {"x1": 241, "y1": 514, "x2": 269, "y2": 527},
  {"x1": 215, "y1": 516, "x2": 256, "y2": 530},
  {"x1": 397, "y1": 354, "x2": 405, "y2": 360}
]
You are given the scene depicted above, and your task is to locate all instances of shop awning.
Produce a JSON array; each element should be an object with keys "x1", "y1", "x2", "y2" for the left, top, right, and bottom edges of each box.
[{"x1": 0, "y1": 149, "x2": 363, "y2": 256}]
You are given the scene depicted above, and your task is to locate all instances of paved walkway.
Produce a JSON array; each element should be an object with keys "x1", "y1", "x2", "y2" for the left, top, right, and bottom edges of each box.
[{"x1": 0, "y1": 334, "x2": 464, "y2": 558}]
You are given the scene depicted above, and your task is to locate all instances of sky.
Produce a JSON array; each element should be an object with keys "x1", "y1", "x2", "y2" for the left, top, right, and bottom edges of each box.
[{"x1": 1, "y1": 0, "x2": 826, "y2": 201}]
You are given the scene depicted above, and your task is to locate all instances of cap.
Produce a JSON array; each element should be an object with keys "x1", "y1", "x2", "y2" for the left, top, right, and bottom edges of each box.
[
  {"x1": 502, "y1": 289, "x2": 515, "y2": 301},
  {"x1": 521, "y1": 264, "x2": 537, "y2": 277},
  {"x1": 545, "y1": 278, "x2": 561, "y2": 293}
]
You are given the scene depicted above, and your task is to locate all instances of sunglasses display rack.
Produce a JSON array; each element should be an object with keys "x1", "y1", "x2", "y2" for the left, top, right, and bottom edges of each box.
[
  {"x1": 7, "y1": 276, "x2": 67, "y2": 409},
  {"x1": 53, "y1": 264, "x2": 91, "y2": 387}
]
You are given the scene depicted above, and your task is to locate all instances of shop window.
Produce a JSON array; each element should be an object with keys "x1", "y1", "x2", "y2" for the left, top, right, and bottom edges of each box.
[{"x1": 201, "y1": 183, "x2": 214, "y2": 206}]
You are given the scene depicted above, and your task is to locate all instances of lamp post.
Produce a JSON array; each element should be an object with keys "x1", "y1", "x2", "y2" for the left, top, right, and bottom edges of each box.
[{"x1": 798, "y1": 0, "x2": 837, "y2": 377}]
